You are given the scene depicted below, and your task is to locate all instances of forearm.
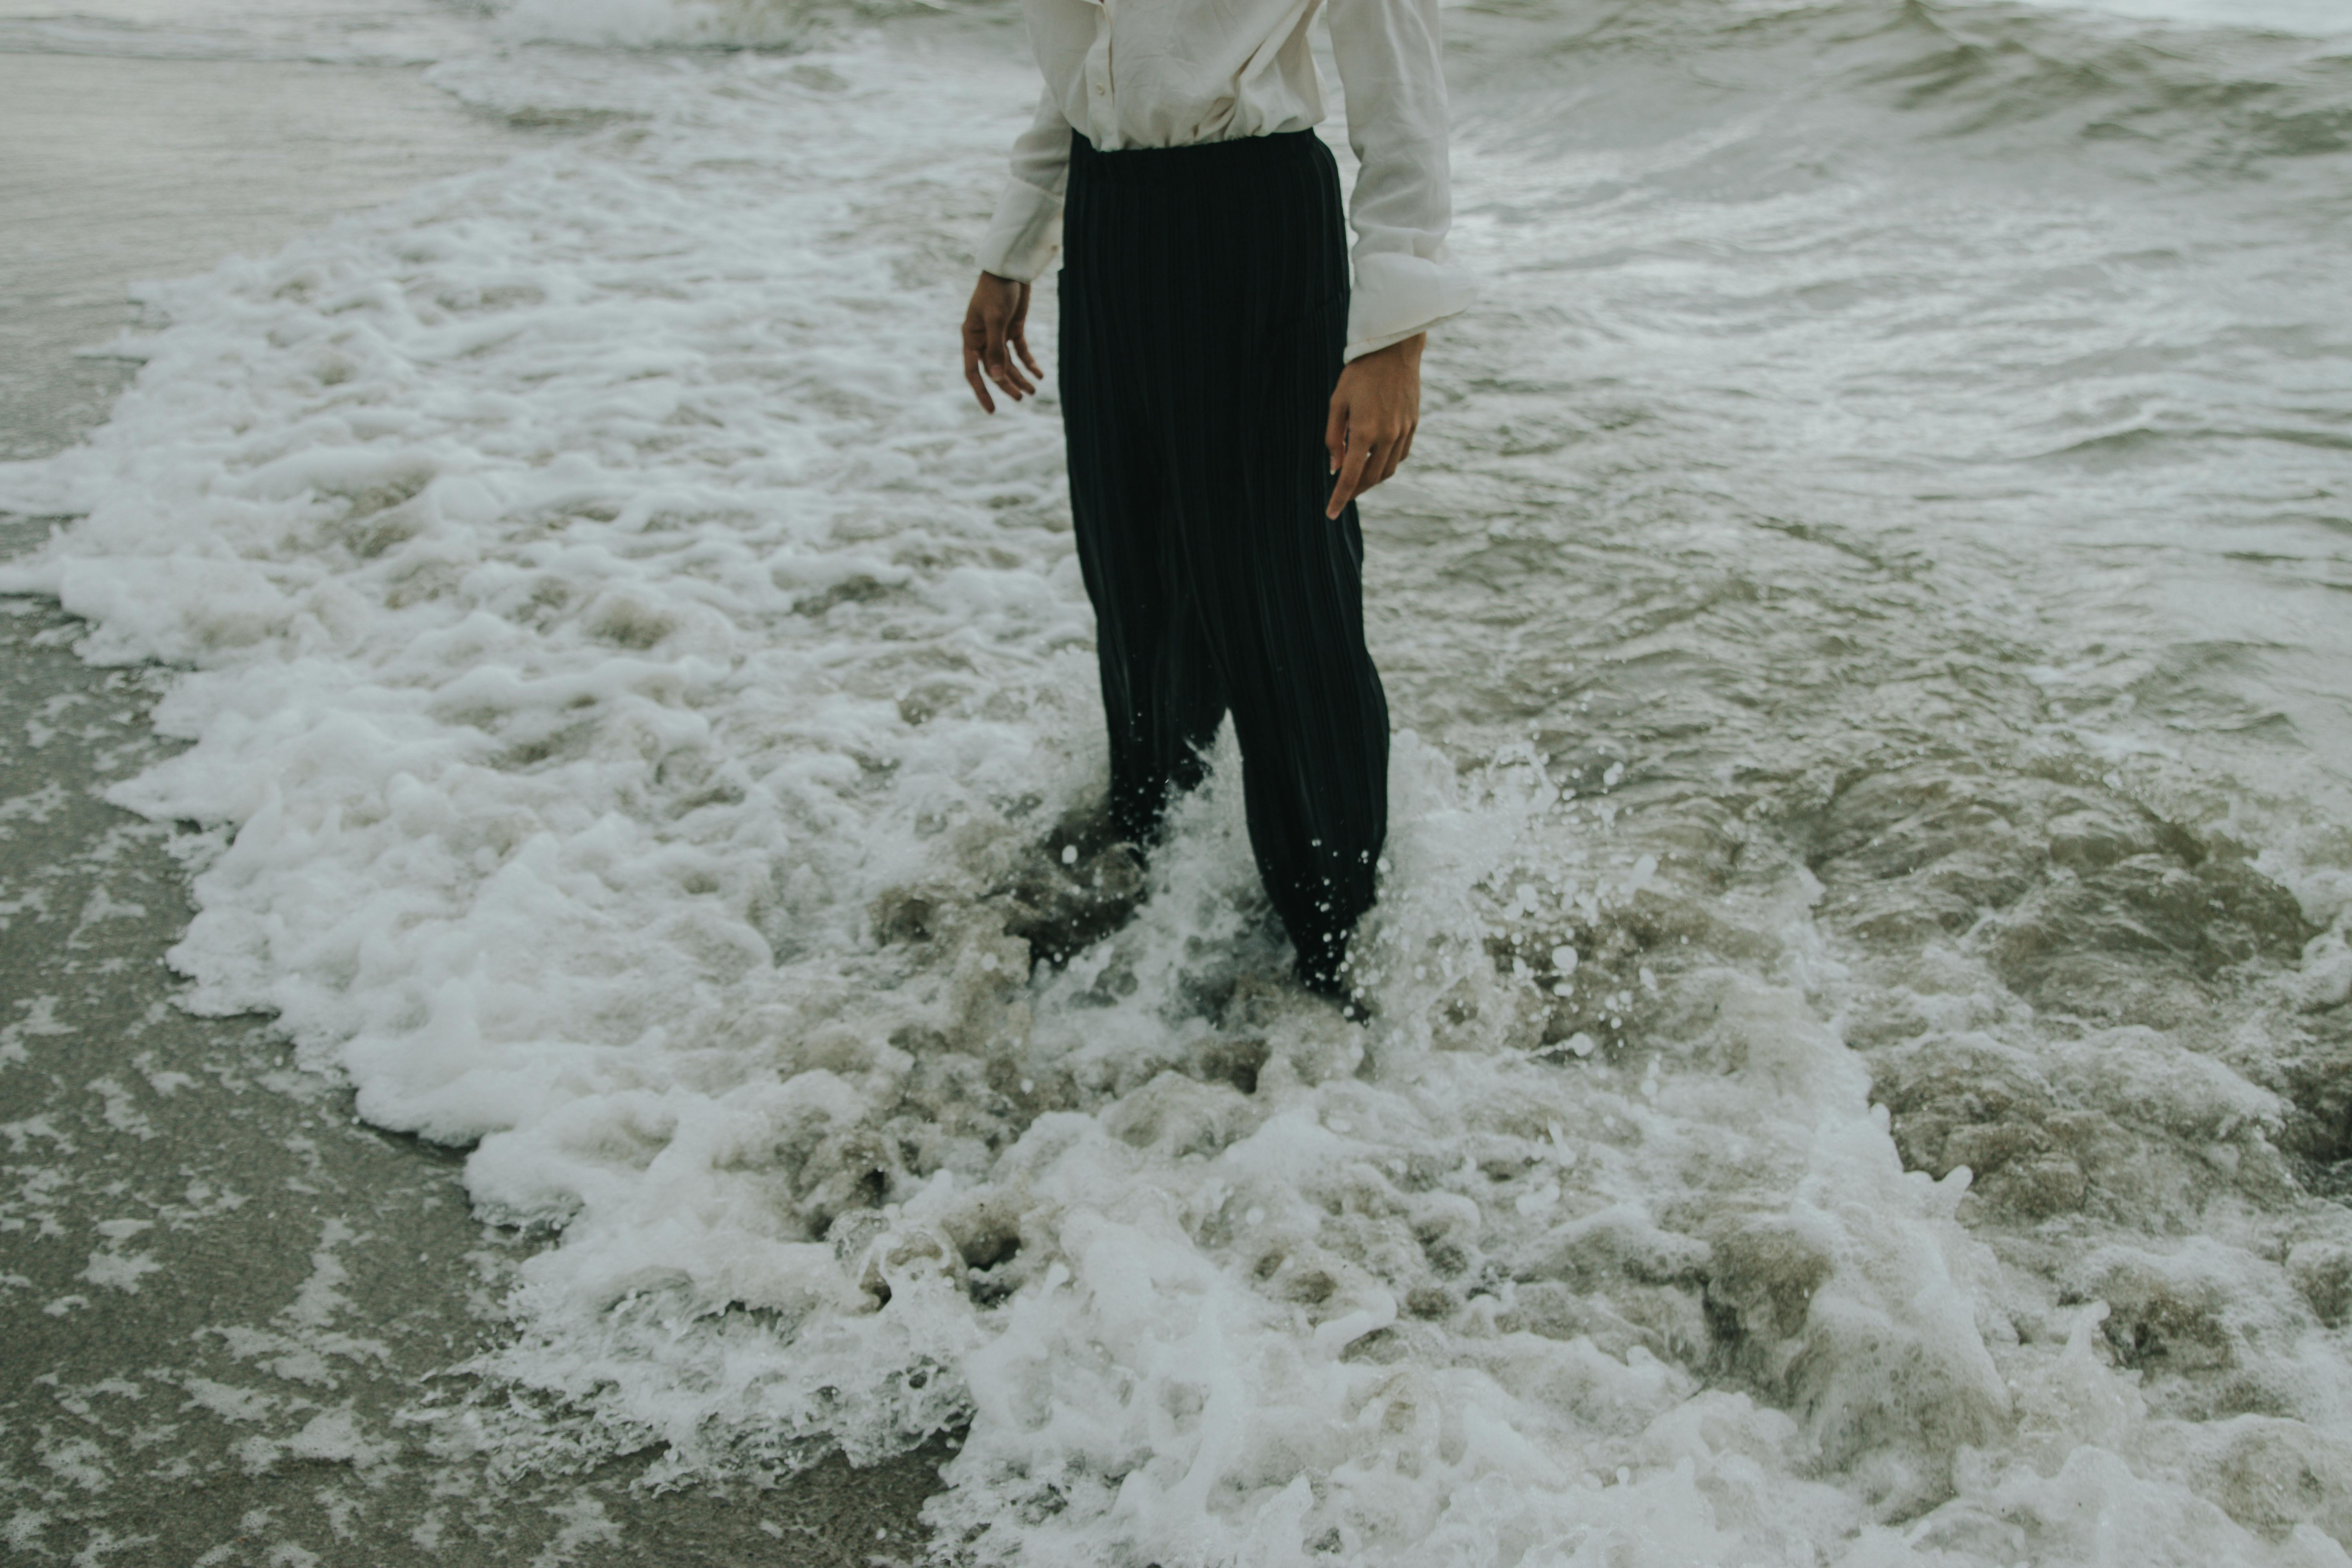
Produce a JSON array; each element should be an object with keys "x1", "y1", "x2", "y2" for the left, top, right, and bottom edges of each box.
[
  {"x1": 1326, "y1": 0, "x2": 1477, "y2": 360},
  {"x1": 976, "y1": 86, "x2": 1074, "y2": 282}
]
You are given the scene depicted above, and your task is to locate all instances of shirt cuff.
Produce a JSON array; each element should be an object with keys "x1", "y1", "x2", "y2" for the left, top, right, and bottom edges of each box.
[
  {"x1": 1344, "y1": 251, "x2": 1477, "y2": 362},
  {"x1": 975, "y1": 176, "x2": 1064, "y2": 282}
]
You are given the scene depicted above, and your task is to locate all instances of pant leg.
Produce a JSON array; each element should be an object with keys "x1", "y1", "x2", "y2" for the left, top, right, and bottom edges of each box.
[
  {"x1": 1172, "y1": 310, "x2": 1390, "y2": 990},
  {"x1": 1058, "y1": 137, "x2": 1229, "y2": 846},
  {"x1": 1157, "y1": 138, "x2": 1390, "y2": 989}
]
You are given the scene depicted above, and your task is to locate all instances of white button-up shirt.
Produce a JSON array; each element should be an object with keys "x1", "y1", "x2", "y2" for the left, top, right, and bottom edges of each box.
[{"x1": 975, "y1": 0, "x2": 1476, "y2": 363}]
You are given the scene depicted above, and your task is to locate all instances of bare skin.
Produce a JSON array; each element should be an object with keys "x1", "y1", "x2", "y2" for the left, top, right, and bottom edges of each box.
[{"x1": 962, "y1": 270, "x2": 1423, "y2": 520}]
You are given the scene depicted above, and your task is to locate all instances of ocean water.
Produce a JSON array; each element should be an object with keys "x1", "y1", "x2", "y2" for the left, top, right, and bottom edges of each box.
[{"x1": 2, "y1": 0, "x2": 2349, "y2": 1562}]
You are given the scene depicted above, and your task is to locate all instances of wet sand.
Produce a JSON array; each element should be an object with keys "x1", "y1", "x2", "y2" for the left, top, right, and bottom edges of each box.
[{"x1": 0, "y1": 43, "x2": 946, "y2": 1566}]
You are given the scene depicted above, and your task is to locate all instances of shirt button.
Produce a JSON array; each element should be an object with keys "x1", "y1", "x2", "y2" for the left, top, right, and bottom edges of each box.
[{"x1": 1093, "y1": 83, "x2": 1106, "y2": 95}]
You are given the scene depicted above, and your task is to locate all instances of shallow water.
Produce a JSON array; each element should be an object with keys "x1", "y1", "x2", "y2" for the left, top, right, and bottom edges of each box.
[
  {"x1": 2, "y1": 0, "x2": 2349, "y2": 1563},
  {"x1": 0, "y1": 3, "x2": 512, "y2": 458}
]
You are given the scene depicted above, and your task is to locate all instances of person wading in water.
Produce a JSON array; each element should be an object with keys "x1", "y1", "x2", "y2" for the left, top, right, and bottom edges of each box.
[{"x1": 960, "y1": 0, "x2": 1473, "y2": 1000}]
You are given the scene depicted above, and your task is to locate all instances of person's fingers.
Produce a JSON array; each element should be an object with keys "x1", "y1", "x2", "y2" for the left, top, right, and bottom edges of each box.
[
  {"x1": 1328, "y1": 435, "x2": 1380, "y2": 519},
  {"x1": 963, "y1": 315, "x2": 997, "y2": 414},
  {"x1": 1003, "y1": 343, "x2": 1034, "y2": 396},
  {"x1": 1325, "y1": 392, "x2": 1350, "y2": 475},
  {"x1": 1010, "y1": 286, "x2": 1044, "y2": 379},
  {"x1": 984, "y1": 318, "x2": 1009, "y2": 397},
  {"x1": 1325, "y1": 457, "x2": 1352, "y2": 518},
  {"x1": 998, "y1": 288, "x2": 1035, "y2": 396},
  {"x1": 984, "y1": 316, "x2": 1033, "y2": 401}
]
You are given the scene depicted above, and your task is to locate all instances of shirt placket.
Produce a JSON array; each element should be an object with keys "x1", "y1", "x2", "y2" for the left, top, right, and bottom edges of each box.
[{"x1": 1080, "y1": 0, "x2": 1118, "y2": 148}]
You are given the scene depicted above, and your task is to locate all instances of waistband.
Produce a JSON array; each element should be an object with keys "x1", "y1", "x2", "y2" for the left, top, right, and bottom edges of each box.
[{"x1": 1069, "y1": 127, "x2": 1327, "y2": 183}]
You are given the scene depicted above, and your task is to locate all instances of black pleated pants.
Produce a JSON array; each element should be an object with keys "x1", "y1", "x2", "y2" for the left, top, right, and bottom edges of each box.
[{"x1": 1058, "y1": 127, "x2": 1390, "y2": 991}]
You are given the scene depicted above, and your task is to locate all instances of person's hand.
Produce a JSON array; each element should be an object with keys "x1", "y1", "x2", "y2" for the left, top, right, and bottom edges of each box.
[
  {"x1": 1323, "y1": 333, "x2": 1425, "y2": 519},
  {"x1": 964, "y1": 272, "x2": 1041, "y2": 413}
]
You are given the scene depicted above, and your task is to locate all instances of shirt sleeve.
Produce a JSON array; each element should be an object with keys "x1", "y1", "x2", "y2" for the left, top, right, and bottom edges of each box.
[
  {"x1": 1325, "y1": 0, "x2": 1477, "y2": 361},
  {"x1": 976, "y1": 86, "x2": 1074, "y2": 282}
]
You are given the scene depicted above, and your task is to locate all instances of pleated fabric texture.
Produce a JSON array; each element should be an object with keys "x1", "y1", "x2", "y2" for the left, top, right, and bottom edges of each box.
[{"x1": 1057, "y1": 126, "x2": 1390, "y2": 991}]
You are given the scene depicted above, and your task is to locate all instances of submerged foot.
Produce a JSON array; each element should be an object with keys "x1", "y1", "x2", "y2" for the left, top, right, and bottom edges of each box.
[
  {"x1": 994, "y1": 801, "x2": 1150, "y2": 964},
  {"x1": 1291, "y1": 950, "x2": 1374, "y2": 1022}
]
